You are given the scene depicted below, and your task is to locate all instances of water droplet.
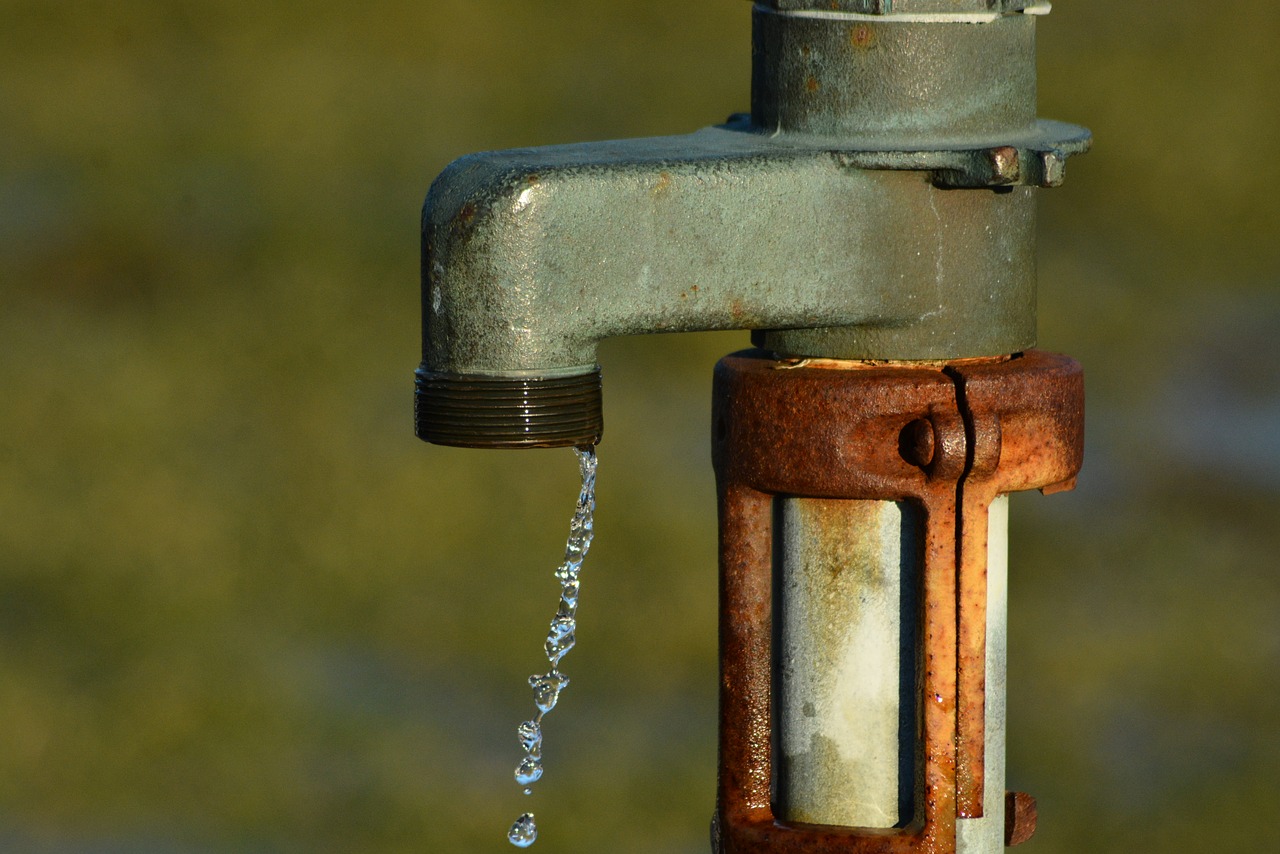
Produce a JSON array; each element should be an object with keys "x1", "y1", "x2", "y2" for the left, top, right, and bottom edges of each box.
[
  {"x1": 508, "y1": 813, "x2": 537, "y2": 848},
  {"x1": 555, "y1": 561, "x2": 581, "y2": 585},
  {"x1": 505, "y1": 446, "x2": 597, "y2": 844},
  {"x1": 518, "y1": 720, "x2": 543, "y2": 754},
  {"x1": 529, "y1": 671, "x2": 569, "y2": 713},
  {"x1": 544, "y1": 615, "x2": 576, "y2": 664},
  {"x1": 515, "y1": 755, "x2": 544, "y2": 786},
  {"x1": 559, "y1": 577, "x2": 580, "y2": 610}
]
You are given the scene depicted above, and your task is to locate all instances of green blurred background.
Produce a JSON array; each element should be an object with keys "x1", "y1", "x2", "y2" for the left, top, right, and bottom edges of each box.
[{"x1": 2, "y1": 1, "x2": 1277, "y2": 851}]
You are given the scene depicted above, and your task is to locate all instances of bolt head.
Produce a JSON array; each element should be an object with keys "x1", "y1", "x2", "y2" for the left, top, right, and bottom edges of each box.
[{"x1": 899, "y1": 418, "x2": 936, "y2": 469}]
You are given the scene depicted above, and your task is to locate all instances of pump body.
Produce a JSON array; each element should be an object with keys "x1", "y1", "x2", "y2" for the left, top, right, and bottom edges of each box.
[{"x1": 416, "y1": 2, "x2": 1088, "y2": 851}]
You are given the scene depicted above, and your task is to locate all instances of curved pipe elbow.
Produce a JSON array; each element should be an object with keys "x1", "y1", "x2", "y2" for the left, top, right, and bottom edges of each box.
[{"x1": 416, "y1": 128, "x2": 1040, "y2": 448}]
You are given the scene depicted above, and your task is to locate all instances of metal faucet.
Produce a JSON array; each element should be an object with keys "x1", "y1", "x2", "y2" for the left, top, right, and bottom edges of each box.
[{"x1": 416, "y1": 2, "x2": 1088, "y2": 851}]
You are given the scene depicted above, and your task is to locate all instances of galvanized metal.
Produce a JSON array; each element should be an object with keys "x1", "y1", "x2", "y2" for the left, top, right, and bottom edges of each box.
[
  {"x1": 774, "y1": 499, "x2": 920, "y2": 828},
  {"x1": 415, "y1": 3, "x2": 1087, "y2": 449},
  {"x1": 752, "y1": 7, "x2": 1036, "y2": 141},
  {"x1": 416, "y1": 1, "x2": 1087, "y2": 849},
  {"x1": 420, "y1": 132, "x2": 1044, "y2": 375},
  {"x1": 956, "y1": 495, "x2": 1008, "y2": 854},
  {"x1": 711, "y1": 350, "x2": 1083, "y2": 853}
]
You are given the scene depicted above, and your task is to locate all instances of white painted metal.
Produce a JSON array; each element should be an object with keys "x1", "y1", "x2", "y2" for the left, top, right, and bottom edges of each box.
[
  {"x1": 775, "y1": 495, "x2": 1010, "y2": 851},
  {"x1": 775, "y1": 499, "x2": 918, "y2": 828}
]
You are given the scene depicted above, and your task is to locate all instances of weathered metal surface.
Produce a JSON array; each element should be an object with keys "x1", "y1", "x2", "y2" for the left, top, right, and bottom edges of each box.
[
  {"x1": 752, "y1": 7, "x2": 1035, "y2": 142},
  {"x1": 1003, "y1": 792, "x2": 1038, "y2": 846},
  {"x1": 955, "y1": 495, "x2": 1007, "y2": 854},
  {"x1": 712, "y1": 350, "x2": 1083, "y2": 853},
  {"x1": 774, "y1": 499, "x2": 920, "y2": 828},
  {"x1": 764, "y1": 1, "x2": 1043, "y2": 14},
  {"x1": 415, "y1": 2, "x2": 1088, "y2": 448},
  {"x1": 949, "y1": 351, "x2": 1083, "y2": 819}
]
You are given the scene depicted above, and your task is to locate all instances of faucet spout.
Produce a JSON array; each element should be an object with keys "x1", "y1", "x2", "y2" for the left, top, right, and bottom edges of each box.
[{"x1": 416, "y1": 2, "x2": 1088, "y2": 449}]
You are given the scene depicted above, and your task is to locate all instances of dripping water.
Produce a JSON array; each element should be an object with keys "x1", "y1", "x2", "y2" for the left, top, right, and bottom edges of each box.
[{"x1": 507, "y1": 445, "x2": 597, "y2": 848}]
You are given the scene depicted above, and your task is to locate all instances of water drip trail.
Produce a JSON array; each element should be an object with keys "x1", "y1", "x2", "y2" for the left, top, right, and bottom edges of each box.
[{"x1": 507, "y1": 445, "x2": 597, "y2": 848}]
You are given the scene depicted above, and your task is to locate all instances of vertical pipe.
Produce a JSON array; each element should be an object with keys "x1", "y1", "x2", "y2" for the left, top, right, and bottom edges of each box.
[
  {"x1": 774, "y1": 498, "x2": 920, "y2": 828},
  {"x1": 957, "y1": 495, "x2": 1008, "y2": 854},
  {"x1": 773, "y1": 495, "x2": 1010, "y2": 852}
]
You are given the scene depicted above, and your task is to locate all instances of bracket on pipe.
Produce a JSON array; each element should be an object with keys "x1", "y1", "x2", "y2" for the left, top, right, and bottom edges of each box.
[{"x1": 711, "y1": 350, "x2": 1083, "y2": 852}]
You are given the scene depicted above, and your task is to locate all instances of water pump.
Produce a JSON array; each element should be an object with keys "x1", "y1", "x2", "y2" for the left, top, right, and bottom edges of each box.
[{"x1": 416, "y1": 2, "x2": 1089, "y2": 851}]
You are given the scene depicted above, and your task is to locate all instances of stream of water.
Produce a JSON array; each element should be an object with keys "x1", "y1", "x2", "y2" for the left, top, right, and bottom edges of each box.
[{"x1": 507, "y1": 445, "x2": 597, "y2": 849}]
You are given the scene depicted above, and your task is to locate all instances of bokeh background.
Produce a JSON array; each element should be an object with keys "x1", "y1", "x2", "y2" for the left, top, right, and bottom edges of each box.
[{"x1": 2, "y1": 1, "x2": 1277, "y2": 851}]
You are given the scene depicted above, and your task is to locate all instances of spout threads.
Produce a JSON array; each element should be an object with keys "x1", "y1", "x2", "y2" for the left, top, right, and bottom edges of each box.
[{"x1": 415, "y1": 368, "x2": 603, "y2": 449}]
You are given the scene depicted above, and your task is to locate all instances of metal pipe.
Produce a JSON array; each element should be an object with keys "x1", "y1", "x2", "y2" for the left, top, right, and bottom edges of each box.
[
  {"x1": 956, "y1": 495, "x2": 1007, "y2": 853},
  {"x1": 415, "y1": 2, "x2": 1089, "y2": 851},
  {"x1": 711, "y1": 351, "x2": 1082, "y2": 854},
  {"x1": 774, "y1": 498, "x2": 920, "y2": 828},
  {"x1": 773, "y1": 495, "x2": 1010, "y2": 844},
  {"x1": 415, "y1": 2, "x2": 1087, "y2": 449}
]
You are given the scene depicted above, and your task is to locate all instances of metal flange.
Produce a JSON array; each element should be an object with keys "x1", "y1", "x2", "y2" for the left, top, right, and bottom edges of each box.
[{"x1": 835, "y1": 120, "x2": 1093, "y2": 189}]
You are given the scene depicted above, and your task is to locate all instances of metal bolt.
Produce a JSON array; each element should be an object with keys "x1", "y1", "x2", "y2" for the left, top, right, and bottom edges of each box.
[
  {"x1": 899, "y1": 418, "x2": 936, "y2": 468},
  {"x1": 989, "y1": 146, "x2": 1022, "y2": 185},
  {"x1": 1040, "y1": 148, "x2": 1067, "y2": 187}
]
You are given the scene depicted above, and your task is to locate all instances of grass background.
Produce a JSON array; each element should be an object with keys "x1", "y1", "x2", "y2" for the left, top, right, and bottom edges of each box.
[{"x1": 2, "y1": 1, "x2": 1278, "y2": 851}]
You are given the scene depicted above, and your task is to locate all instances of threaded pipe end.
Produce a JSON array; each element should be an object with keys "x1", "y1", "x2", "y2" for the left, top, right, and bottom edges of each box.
[{"x1": 415, "y1": 367, "x2": 603, "y2": 449}]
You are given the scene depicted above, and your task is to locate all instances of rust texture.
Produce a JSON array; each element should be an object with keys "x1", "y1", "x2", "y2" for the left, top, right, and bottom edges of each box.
[
  {"x1": 711, "y1": 349, "x2": 1083, "y2": 853},
  {"x1": 1004, "y1": 792, "x2": 1038, "y2": 846}
]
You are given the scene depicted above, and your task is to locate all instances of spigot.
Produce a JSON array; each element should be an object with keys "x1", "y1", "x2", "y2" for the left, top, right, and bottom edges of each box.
[
  {"x1": 416, "y1": 3, "x2": 1089, "y2": 852},
  {"x1": 415, "y1": 0, "x2": 1087, "y2": 449}
]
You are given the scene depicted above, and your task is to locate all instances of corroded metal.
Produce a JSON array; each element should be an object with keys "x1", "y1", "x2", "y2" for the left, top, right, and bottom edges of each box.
[
  {"x1": 414, "y1": 0, "x2": 1092, "y2": 847},
  {"x1": 1004, "y1": 792, "x2": 1038, "y2": 846},
  {"x1": 711, "y1": 350, "x2": 1083, "y2": 853}
]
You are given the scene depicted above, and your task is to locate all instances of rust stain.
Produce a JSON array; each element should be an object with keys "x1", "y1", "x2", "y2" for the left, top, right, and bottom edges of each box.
[
  {"x1": 850, "y1": 24, "x2": 876, "y2": 50},
  {"x1": 775, "y1": 354, "x2": 1011, "y2": 372},
  {"x1": 652, "y1": 170, "x2": 673, "y2": 196},
  {"x1": 1005, "y1": 792, "x2": 1038, "y2": 846},
  {"x1": 805, "y1": 76, "x2": 820, "y2": 93},
  {"x1": 450, "y1": 201, "x2": 480, "y2": 240}
]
